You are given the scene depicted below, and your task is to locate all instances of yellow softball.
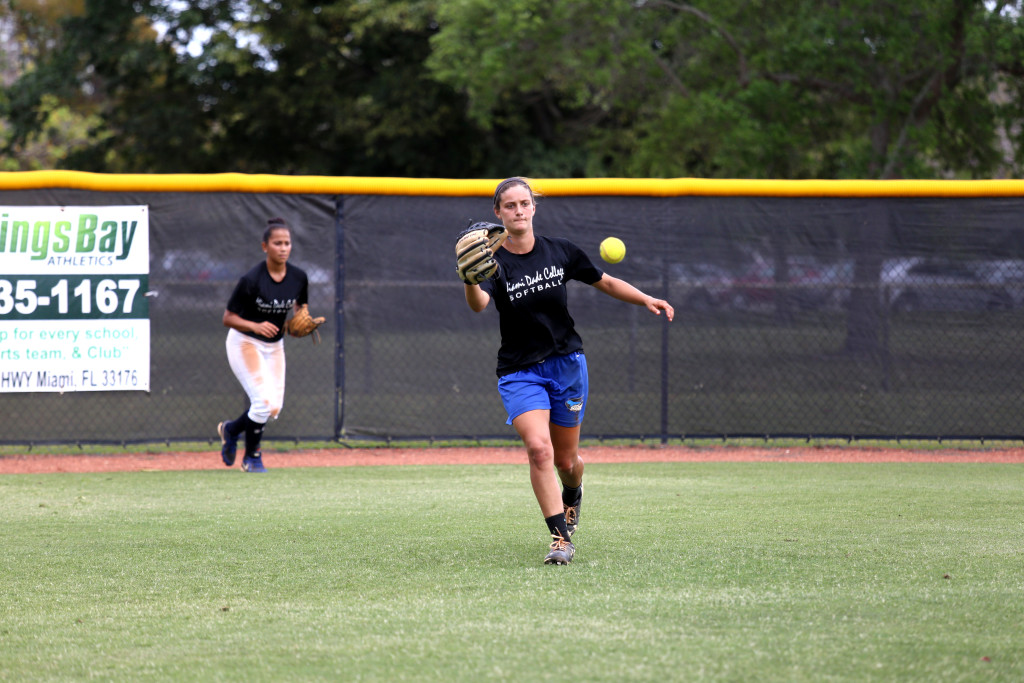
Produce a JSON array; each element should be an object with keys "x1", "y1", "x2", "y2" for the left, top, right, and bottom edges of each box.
[{"x1": 599, "y1": 237, "x2": 626, "y2": 264}]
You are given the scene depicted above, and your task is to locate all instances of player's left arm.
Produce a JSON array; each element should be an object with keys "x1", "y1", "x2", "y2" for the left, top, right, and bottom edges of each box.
[{"x1": 591, "y1": 274, "x2": 675, "y2": 321}]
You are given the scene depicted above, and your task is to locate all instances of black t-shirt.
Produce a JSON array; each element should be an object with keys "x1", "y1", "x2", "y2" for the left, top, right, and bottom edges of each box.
[
  {"x1": 226, "y1": 262, "x2": 310, "y2": 342},
  {"x1": 480, "y1": 235, "x2": 603, "y2": 376}
]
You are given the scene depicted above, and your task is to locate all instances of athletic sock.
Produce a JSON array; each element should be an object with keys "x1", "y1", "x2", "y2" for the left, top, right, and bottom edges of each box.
[
  {"x1": 545, "y1": 513, "x2": 571, "y2": 543},
  {"x1": 244, "y1": 419, "x2": 265, "y2": 457},
  {"x1": 225, "y1": 411, "x2": 249, "y2": 439},
  {"x1": 561, "y1": 484, "x2": 582, "y2": 507}
]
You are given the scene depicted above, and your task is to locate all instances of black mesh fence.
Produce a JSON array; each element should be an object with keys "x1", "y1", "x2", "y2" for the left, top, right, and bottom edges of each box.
[{"x1": 2, "y1": 188, "x2": 1023, "y2": 445}]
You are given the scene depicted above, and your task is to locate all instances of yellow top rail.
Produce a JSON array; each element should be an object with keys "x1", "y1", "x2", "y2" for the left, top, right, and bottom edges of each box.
[{"x1": 2, "y1": 170, "x2": 1024, "y2": 197}]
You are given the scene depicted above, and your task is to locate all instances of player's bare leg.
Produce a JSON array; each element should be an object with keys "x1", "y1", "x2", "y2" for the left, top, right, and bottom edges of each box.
[
  {"x1": 551, "y1": 422, "x2": 584, "y2": 537},
  {"x1": 513, "y1": 409, "x2": 575, "y2": 564},
  {"x1": 551, "y1": 423, "x2": 583, "y2": 488},
  {"x1": 513, "y1": 409, "x2": 562, "y2": 516}
]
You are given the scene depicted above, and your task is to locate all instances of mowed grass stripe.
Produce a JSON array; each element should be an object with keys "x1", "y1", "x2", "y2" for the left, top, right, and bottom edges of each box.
[{"x1": 0, "y1": 462, "x2": 1020, "y2": 681}]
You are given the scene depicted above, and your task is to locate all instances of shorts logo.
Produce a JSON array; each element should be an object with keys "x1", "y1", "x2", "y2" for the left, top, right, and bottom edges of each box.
[{"x1": 565, "y1": 397, "x2": 583, "y2": 423}]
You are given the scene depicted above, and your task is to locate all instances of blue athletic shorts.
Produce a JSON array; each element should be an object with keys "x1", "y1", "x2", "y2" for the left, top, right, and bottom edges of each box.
[{"x1": 497, "y1": 351, "x2": 588, "y2": 427}]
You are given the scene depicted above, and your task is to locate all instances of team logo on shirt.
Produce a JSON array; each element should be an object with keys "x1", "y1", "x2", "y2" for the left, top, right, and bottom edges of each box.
[
  {"x1": 505, "y1": 266, "x2": 564, "y2": 300},
  {"x1": 255, "y1": 296, "x2": 295, "y2": 314}
]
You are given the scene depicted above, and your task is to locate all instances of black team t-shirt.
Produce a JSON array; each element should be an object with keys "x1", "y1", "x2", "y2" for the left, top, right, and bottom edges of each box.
[
  {"x1": 226, "y1": 262, "x2": 310, "y2": 342},
  {"x1": 480, "y1": 235, "x2": 603, "y2": 377}
]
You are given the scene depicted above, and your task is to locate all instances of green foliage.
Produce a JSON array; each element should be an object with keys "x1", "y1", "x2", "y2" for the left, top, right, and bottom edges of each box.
[
  {"x1": 3, "y1": 0, "x2": 492, "y2": 175},
  {"x1": 428, "y1": 0, "x2": 665, "y2": 177},
  {"x1": 429, "y1": 0, "x2": 1024, "y2": 179},
  {"x1": 1, "y1": 0, "x2": 1022, "y2": 177},
  {"x1": 1, "y1": 462, "x2": 1022, "y2": 680},
  {"x1": 0, "y1": 93, "x2": 107, "y2": 170}
]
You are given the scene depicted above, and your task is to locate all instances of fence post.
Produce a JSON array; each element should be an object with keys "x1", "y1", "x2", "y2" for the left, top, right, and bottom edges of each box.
[
  {"x1": 334, "y1": 196, "x2": 346, "y2": 440},
  {"x1": 661, "y1": 263, "x2": 670, "y2": 444}
]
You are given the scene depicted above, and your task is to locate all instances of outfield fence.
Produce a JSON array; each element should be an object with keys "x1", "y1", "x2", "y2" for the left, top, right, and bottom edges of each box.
[{"x1": 2, "y1": 173, "x2": 1024, "y2": 445}]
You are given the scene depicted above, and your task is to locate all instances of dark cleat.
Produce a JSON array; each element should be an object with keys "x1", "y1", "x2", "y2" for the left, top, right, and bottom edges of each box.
[
  {"x1": 241, "y1": 452, "x2": 267, "y2": 473},
  {"x1": 218, "y1": 421, "x2": 238, "y2": 467},
  {"x1": 544, "y1": 534, "x2": 575, "y2": 565}
]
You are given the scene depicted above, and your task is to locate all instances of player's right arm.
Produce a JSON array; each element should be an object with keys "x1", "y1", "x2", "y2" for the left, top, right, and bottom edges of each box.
[{"x1": 464, "y1": 283, "x2": 490, "y2": 313}]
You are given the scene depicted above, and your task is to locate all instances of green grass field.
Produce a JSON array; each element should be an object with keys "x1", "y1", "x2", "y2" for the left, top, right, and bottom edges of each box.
[{"x1": 1, "y1": 461, "x2": 1021, "y2": 681}]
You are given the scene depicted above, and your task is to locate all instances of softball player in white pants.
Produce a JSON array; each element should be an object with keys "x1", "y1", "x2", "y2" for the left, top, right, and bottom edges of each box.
[{"x1": 217, "y1": 217, "x2": 313, "y2": 472}]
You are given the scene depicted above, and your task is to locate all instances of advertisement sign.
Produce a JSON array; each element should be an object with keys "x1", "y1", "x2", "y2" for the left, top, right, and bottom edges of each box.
[{"x1": 0, "y1": 206, "x2": 150, "y2": 392}]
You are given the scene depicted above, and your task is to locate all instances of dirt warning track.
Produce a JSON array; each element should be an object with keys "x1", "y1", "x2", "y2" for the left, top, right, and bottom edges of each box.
[{"x1": 1, "y1": 445, "x2": 1022, "y2": 474}]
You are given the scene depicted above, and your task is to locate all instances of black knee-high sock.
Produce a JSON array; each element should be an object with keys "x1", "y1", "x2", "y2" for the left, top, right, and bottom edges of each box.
[
  {"x1": 244, "y1": 418, "x2": 266, "y2": 457},
  {"x1": 225, "y1": 411, "x2": 249, "y2": 440},
  {"x1": 561, "y1": 484, "x2": 582, "y2": 507}
]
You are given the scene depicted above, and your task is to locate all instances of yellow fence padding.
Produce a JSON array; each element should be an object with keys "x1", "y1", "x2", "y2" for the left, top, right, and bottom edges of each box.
[{"x1": 2, "y1": 170, "x2": 1024, "y2": 197}]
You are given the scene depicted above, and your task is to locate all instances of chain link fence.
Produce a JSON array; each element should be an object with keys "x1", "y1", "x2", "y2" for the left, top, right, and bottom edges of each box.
[{"x1": 2, "y1": 187, "x2": 1023, "y2": 445}]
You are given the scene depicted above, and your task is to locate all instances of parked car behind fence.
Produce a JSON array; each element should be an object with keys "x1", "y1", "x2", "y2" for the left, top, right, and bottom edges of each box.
[
  {"x1": 728, "y1": 257, "x2": 829, "y2": 311},
  {"x1": 882, "y1": 258, "x2": 1012, "y2": 312},
  {"x1": 669, "y1": 263, "x2": 734, "y2": 311},
  {"x1": 969, "y1": 259, "x2": 1024, "y2": 309}
]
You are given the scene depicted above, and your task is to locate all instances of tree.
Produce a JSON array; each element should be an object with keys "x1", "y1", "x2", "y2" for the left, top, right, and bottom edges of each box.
[
  {"x1": 1, "y1": 93, "x2": 106, "y2": 170},
  {"x1": 427, "y1": 0, "x2": 664, "y2": 177},
  {"x1": 189, "y1": 0, "x2": 489, "y2": 176},
  {"x1": 0, "y1": 0, "x2": 104, "y2": 169},
  {"x1": 5, "y1": 0, "x2": 1023, "y2": 183},
  {"x1": 429, "y1": 0, "x2": 1024, "y2": 181},
  {"x1": 1, "y1": 0, "x2": 494, "y2": 176}
]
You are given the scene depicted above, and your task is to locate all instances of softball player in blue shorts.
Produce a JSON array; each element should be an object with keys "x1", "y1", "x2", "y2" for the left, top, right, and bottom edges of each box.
[{"x1": 463, "y1": 177, "x2": 675, "y2": 565}]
